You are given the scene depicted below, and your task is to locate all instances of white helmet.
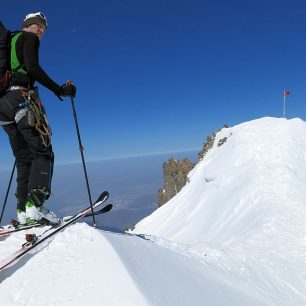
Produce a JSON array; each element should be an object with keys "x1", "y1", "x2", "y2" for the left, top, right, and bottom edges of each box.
[{"x1": 22, "y1": 12, "x2": 48, "y2": 29}]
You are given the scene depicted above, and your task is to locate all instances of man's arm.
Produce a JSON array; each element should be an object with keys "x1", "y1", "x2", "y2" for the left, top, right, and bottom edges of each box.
[{"x1": 22, "y1": 32, "x2": 61, "y2": 94}]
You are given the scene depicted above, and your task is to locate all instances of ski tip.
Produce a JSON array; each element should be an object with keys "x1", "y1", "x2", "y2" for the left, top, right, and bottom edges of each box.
[
  {"x1": 83, "y1": 203, "x2": 113, "y2": 218},
  {"x1": 96, "y1": 191, "x2": 109, "y2": 203},
  {"x1": 102, "y1": 203, "x2": 113, "y2": 213}
]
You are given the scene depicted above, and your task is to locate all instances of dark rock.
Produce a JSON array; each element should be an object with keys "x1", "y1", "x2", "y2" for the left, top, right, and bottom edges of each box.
[
  {"x1": 157, "y1": 124, "x2": 230, "y2": 207},
  {"x1": 158, "y1": 157, "x2": 193, "y2": 207}
]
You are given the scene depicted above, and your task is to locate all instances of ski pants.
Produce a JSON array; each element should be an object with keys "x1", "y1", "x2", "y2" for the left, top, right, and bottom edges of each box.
[{"x1": 0, "y1": 89, "x2": 54, "y2": 212}]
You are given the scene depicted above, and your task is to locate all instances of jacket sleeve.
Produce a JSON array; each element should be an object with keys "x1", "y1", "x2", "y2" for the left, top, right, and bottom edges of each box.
[{"x1": 22, "y1": 32, "x2": 61, "y2": 94}]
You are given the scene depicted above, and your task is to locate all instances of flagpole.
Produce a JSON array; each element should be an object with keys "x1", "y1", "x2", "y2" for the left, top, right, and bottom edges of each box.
[{"x1": 283, "y1": 90, "x2": 286, "y2": 118}]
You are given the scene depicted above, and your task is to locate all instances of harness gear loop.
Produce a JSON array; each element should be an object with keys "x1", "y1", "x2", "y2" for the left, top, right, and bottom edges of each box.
[{"x1": 21, "y1": 88, "x2": 52, "y2": 147}]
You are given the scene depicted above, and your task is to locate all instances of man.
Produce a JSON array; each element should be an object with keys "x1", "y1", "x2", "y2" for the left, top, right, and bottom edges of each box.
[{"x1": 0, "y1": 12, "x2": 76, "y2": 224}]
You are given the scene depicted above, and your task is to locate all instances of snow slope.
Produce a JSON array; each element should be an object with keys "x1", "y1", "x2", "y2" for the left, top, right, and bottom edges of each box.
[
  {"x1": 134, "y1": 117, "x2": 306, "y2": 246},
  {"x1": 0, "y1": 223, "x2": 264, "y2": 306},
  {"x1": 133, "y1": 117, "x2": 306, "y2": 304},
  {"x1": 1, "y1": 117, "x2": 306, "y2": 305}
]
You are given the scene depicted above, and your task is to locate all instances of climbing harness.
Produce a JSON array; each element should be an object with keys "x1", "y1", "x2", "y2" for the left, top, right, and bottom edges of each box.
[
  {"x1": 0, "y1": 87, "x2": 52, "y2": 147},
  {"x1": 20, "y1": 87, "x2": 52, "y2": 147}
]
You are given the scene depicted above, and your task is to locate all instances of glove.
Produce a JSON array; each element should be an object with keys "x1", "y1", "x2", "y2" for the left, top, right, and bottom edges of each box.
[{"x1": 55, "y1": 83, "x2": 77, "y2": 100}]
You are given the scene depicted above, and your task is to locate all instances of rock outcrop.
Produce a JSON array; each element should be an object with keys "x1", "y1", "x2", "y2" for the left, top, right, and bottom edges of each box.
[{"x1": 158, "y1": 125, "x2": 229, "y2": 207}]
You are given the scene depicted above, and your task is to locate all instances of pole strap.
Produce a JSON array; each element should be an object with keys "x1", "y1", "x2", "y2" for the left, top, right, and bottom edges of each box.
[{"x1": 0, "y1": 120, "x2": 14, "y2": 126}]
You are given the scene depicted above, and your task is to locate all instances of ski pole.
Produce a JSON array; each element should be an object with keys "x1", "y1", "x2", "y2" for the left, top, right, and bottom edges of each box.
[
  {"x1": 0, "y1": 160, "x2": 16, "y2": 224},
  {"x1": 68, "y1": 81, "x2": 96, "y2": 226}
]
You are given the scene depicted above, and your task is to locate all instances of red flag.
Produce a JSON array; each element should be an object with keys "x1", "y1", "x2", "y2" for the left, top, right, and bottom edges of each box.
[{"x1": 284, "y1": 90, "x2": 291, "y2": 96}]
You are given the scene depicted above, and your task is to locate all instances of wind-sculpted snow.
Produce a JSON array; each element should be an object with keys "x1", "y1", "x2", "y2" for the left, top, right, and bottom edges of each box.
[
  {"x1": 134, "y1": 117, "x2": 306, "y2": 245},
  {"x1": 0, "y1": 223, "x2": 148, "y2": 306},
  {"x1": 132, "y1": 117, "x2": 306, "y2": 305},
  {"x1": 2, "y1": 117, "x2": 306, "y2": 305}
]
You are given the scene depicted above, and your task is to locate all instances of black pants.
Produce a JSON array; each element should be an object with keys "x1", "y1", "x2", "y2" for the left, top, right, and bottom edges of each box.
[{"x1": 0, "y1": 90, "x2": 54, "y2": 211}]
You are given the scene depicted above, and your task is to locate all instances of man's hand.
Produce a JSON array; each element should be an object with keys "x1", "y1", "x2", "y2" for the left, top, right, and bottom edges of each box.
[{"x1": 55, "y1": 83, "x2": 77, "y2": 100}]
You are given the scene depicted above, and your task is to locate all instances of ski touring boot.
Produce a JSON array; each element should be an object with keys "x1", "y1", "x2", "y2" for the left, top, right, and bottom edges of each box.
[{"x1": 26, "y1": 188, "x2": 59, "y2": 224}]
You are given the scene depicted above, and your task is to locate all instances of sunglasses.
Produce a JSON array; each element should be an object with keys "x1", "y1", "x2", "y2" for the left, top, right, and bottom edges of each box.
[{"x1": 24, "y1": 12, "x2": 48, "y2": 28}]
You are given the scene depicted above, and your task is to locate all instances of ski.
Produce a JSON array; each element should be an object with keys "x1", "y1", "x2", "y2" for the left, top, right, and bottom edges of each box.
[
  {"x1": 0, "y1": 200, "x2": 112, "y2": 238},
  {"x1": 83, "y1": 203, "x2": 113, "y2": 217},
  {"x1": 0, "y1": 222, "x2": 47, "y2": 238},
  {"x1": 0, "y1": 191, "x2": 110, "y2": 272}
]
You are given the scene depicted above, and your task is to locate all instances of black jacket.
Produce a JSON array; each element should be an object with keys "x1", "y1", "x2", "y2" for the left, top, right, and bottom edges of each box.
[{"x1": 12, "y1": 31, "x2": 60, "y2": 94}]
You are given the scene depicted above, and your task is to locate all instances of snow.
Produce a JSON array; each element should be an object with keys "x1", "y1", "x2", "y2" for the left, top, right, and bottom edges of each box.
[{"x1": 1, "y1": 117, "x2": 306, "y2": 305}]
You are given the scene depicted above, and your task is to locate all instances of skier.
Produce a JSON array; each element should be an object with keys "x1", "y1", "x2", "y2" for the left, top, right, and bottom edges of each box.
[{"x1": 0, "y1": 12, "x2": 76, "y2": 224}]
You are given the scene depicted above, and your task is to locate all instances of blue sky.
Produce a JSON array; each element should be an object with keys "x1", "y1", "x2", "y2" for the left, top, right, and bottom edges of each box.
[{"x1": 1, "y1": 0, "x2": 306, "y2": 167}]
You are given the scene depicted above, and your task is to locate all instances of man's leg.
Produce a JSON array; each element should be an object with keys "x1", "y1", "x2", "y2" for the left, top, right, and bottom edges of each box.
[
  {"x1": 1, "y1": 90, "x2": 56, "y2": 223},
  {"x1": 1, "y1": 90, "x2": 33, "y2": 224},
  {"x1": 16, "y1": 115, "x2": 55, "y2": 219}
]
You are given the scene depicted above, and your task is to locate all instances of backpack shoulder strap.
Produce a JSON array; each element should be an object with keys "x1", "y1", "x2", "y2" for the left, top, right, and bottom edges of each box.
[{"x1": 10, "y1": 31, "x2": 27, "y2": 74}]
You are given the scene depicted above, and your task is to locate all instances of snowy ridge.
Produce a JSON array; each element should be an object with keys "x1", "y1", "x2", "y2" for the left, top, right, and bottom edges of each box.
[
  {"x1": 132, "y1": 117, "x2": 306, "y2": 305},
  {"x1": 2, "y1": 117, "x2": 306, "y2": 305},
  {"x1": 0, "y1": 223, "x2": 264, "y2": 306},
  {"x1": 0, "y1": 223, "x2": 148, "y2": 306},
  {"x1": 134, "y1": 117, "x2": 306, "y2": 246}
]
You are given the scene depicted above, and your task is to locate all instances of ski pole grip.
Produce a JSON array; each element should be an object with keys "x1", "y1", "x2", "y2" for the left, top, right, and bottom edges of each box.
[{"x1": 66, "y1": 80, "x2": 77, "y2": 98}]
